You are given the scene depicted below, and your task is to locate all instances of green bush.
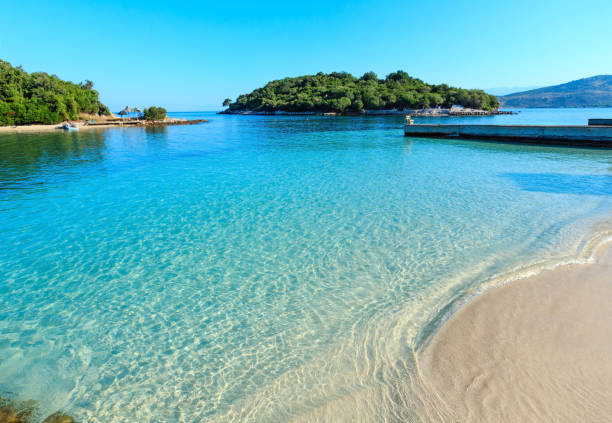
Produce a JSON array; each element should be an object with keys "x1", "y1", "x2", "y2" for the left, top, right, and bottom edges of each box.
[
  {"x1": 0, "y1": 59, "x2": 110, "y2": 126},
  {"x1": 143, "y1": 106, "x2": 167, "y2": 121},
  {"x1": 226, "y1": 71, "x2": 500, "y2": 113}
]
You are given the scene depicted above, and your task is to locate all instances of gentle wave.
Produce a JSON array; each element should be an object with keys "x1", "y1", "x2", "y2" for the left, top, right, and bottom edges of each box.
[{"x1": 417, "y1": 221, "x2": 612, "y2": 355}]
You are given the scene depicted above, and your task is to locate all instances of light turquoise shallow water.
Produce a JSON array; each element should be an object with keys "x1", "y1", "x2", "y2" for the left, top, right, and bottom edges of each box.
[{"x1": 1, "y1": 109, "x2": 612, "y2": 421}]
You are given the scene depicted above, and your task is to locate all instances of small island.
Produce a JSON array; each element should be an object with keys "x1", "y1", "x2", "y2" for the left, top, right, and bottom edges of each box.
[{"x1": 220, "y1": 71, "x2": 501, "y2": 115}]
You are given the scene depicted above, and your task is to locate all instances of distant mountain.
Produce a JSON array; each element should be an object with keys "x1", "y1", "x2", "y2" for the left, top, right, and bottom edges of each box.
[{"x1": 499, "y1": 75, "x2": 612, "y2": 108}]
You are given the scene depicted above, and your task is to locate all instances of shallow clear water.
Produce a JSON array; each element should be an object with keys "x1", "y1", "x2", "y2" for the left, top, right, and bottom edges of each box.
[{"x1": 1, "y1": 109, "x2": 612, "y2": 421}]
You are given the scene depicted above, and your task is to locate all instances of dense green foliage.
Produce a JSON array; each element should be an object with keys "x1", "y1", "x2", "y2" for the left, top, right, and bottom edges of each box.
[
  {"x1": 0, "y1": 59, "x2": 110, "y2": 126},
  {"x1": 225, "y1": 71, "x2": 499, "y2": 113},
  {"x1": 143, "y1": 106, "x2": 167, "y2": 120}
]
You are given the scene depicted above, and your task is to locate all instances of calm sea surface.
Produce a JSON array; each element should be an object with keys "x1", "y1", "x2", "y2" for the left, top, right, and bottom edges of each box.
[{"x1": 2, "y1": 109, "x2": 612, "y2": 421}]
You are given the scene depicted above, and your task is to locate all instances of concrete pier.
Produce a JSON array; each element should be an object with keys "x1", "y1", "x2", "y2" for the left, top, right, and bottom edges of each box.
[
  {"x1": 404, "y1": 124, "x2": 612, "y2": 147},
  {"x1": 588, "y1": 118, "x2": 612, "y2": 126}
]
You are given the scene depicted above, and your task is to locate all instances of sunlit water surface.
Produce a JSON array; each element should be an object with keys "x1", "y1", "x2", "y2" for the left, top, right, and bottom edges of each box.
[{"x1": 2, "y1": 109, "x2": 612, "y2": 421}]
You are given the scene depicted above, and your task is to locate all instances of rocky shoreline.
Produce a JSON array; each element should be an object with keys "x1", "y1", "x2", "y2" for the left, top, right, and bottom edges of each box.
[
  {"x1": 84, "y1": 117, "x2": 208, "y2": 128},
  {"x1": 218, "y1": 108, "x2": 514, "y2": 117}
]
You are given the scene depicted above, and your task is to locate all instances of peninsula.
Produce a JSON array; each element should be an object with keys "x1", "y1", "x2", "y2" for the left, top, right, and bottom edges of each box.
[
  {"x1": 0, "y1": 59, "x2": 208, "y2": 132},
  {"x1": 0, "y1": 59, "x2": 110, "y2": 126},
  {"x1": 499, "y1": 75, "x2": 612, "y2": 108},
  {"x1": 221, "y1": 71, "x2": 499, "y2": 115}
]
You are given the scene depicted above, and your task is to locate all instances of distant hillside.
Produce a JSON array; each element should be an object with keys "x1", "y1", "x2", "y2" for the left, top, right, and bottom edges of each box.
[
  {"x1": 499, "y1": 75, "x2": 612, "y2": 108},
  {"x1": 0, "y1": 59, "x2": 110, "y2": 126},
  {"x1": 224, "y1": 71, "x2": 499, "y2": 114}
]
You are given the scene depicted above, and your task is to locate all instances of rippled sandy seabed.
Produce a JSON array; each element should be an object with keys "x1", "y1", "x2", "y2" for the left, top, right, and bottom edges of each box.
[{"x1": 1, "y1": 110, "x2": 612, "y2": 421}]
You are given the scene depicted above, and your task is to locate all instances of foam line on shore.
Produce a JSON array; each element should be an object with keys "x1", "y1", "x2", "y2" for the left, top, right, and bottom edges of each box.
[
  {"x1": 418, "y1": 226, "x2": 612, "y2": 421},
  {"x1": 416, "y1": 224, "x2": 612, "y2": 354}
]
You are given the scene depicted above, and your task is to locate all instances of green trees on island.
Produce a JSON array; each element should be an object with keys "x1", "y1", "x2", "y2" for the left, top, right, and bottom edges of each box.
[
  {"x1": 224, "y1": 71, "x2": 499, "y2": 113},
  {"x1": 0, "y1": 59, "x2": 110, "y2": 126},
  {"x1": 143, "y1": 106, "x2": 167, "y2": 121}
]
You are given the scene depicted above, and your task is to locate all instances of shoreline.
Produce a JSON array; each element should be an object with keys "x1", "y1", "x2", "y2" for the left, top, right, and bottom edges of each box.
[
  {"x1": 420, "y1": 234, "x2": 612, "y2": 421},
  {"x1": 0, "y1": 118, "x2": 208, "y2": 134},
  {"x1": 218, "y1": 108, "x2": 513, "y2": 116}
]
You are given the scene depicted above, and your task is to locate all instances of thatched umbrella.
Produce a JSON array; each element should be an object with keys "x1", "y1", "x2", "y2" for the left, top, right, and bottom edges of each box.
[
  {"x1": 119, "y1": 106, "x2": 133, "y2": 119},
  {"x1": 133, "y1": 107, "x2": 142, "y2": 118}
]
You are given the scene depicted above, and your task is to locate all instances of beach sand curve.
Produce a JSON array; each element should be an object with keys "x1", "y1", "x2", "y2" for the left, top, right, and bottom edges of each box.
[{"x1": 420, "y1": 244, "x2": 612, "y2": 422}]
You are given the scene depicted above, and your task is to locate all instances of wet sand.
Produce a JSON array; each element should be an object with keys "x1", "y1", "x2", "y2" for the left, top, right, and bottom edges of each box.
[{"x1": 421, "y1": 243, "x2": 612, "y2": 422}]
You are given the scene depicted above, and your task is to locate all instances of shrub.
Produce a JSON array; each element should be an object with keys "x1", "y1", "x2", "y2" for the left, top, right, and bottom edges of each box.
[{"x1": 143, "y1": 106, "x2": 167, "y2": 121}]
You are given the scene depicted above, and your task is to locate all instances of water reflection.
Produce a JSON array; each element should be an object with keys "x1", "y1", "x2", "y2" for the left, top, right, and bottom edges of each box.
[
  {"x1": 3, "y1": 114, "x2": 612, "y2": 196},
  {"x1": 228, "y1": 114, "x2": 406, "y2": 136},
  {"x1": 0, "y1": 130, "x2": 108, "y2": 192},
  {"x1": 144, "y1": 125, "x2": 168, "y2": 136}
]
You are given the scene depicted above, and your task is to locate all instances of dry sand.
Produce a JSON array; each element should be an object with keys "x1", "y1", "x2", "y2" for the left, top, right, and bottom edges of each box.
[
  {"x1": 0, "y1": 122, "x2": 88, "y2": 133},
  {"x1": 421, "y1": 243, "x2": 612, "y2": 422},
  {"x1": 0, "y1": 117, "x2": 188, "y2": 134},
  {"x1": 0, "y1": 114, "x2": 124, "y2": 133},
  {"x1": 0, "y1": 120, "x2": 121, "y2": 134}
]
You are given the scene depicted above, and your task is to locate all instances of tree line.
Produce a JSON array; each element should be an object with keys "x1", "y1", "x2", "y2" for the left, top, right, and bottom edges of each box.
[
  {"x1": 0, "y1": 59, "x2": 110, "y2": 126},
  {"x1": 223, "y1": 71, "x2": 499, "y2": 113}
]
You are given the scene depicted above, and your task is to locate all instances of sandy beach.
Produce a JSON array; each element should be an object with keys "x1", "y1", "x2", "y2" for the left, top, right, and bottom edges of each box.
[
  {"x1": 0, "y1": 118, "x2": 205, "y2": 134},
  {"x1": 0, "y1": 122, "x2": 93, "y2": 133},
  {"x1": 421, "y1": 242, "x2": 612, "y2": 422}
]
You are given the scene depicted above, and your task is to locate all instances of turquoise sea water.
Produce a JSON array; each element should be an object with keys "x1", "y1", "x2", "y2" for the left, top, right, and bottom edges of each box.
[{"x1": 2, "y1": 109, "x2": 612, "y2": 421}]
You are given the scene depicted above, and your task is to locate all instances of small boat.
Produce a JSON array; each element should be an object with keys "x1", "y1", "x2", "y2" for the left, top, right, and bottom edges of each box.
[{"x1": 61, "y1": 123, "x2": 79, "y2": 131}]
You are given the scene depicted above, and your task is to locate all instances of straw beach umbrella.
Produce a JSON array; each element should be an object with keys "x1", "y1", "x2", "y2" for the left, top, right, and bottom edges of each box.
[{"x1": 119, "y1": 106, "x2": 133, "y2": 119}]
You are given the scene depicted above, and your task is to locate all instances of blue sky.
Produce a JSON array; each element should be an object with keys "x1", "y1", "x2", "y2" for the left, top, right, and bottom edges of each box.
[{"x1": 2, "y1": 0, "x2": 611, "y2": 111}]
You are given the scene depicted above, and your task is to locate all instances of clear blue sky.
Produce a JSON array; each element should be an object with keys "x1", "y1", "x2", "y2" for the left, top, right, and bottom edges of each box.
[{"x1": 2, "y1": 0, "x2": 611, "y2": 111}]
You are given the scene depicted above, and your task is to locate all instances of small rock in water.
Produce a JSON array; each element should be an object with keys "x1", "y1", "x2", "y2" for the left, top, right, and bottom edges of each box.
[
  {"x1": 42, "y1": 412, "x2": 75, "y2": 423},
  {"x1": 0, "y1": 396, "x2": 76, "y2": 423},
  {"x1": 0, "y1": 396, "x2": 38, "y2": 423},
  {"x1": 0, "y1": 405, "x2": 20, "y2": 423}
]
